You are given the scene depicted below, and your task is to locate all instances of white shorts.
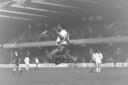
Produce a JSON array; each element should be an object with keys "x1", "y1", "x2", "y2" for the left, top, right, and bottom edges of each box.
[
  {"x1": 95, "y1": 60, "x2": 102, "y2": 64},
  {"x1": 25, "y1": 62, "x2": 30, "y2": 65}
]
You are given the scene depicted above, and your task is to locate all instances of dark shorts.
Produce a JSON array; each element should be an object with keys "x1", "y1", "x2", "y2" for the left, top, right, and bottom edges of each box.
[
  {"x1": 54, "y1": 55, "x2": 66, "y2": 65},
  {"x1": 56, "y1": 45, "x2": 67, "y2": 56},
  {"x1": 15, "y1": 63, "x2": 19, "y2": 67}
]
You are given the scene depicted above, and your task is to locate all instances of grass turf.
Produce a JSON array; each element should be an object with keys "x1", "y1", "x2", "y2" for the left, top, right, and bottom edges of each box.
[{"x1": 0, "y1": 67, "x2": 128, "y2": 85}]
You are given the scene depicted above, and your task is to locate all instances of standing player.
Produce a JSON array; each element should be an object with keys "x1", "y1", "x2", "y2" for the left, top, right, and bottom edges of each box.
[
  {"x1": 97, "y1": 51, "x2": 103, "y2": 73},
  {"x1": 48, "y1": 24, "x2": 70, "y2": 64},
  {"x1": 90, "y1": 49, "x2": 103, "y2": 73},
  {"x1": 113, "y1": 56, "x2": 117, "y2": 68},
  {"x1": 12, "y1": 51, "x2": 22, "y2": 74},
  {"x1": 24, "y1": 57, "x2": 30, "y2": 71},
  {"x1": 34, "y1": 57, "x2": 39, "y2": 70}
]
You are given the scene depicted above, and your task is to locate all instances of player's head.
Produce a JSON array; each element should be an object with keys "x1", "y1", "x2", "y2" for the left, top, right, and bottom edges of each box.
[
  {"x1": 27, "y1": 56, "x2": 29, "y2": 58},
  {"x1": 57, "y1": 24, "x2": 63, "y2": 30},
  {"x1": 97, "y1": 50, "x2": 101, "y2": 53},
  {"x1": 90, "y1": 48, "x2": 94, "y2": 54}
]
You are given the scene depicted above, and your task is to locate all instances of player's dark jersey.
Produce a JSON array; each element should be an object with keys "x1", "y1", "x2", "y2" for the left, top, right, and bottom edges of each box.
[{"x1": 14, "y1": 56, "x2": 20, "y2": 66}]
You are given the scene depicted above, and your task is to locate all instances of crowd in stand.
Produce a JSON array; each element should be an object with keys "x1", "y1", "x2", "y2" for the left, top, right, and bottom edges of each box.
[
  {"x1": 8, "y1": 22, "x2": 128, "y2": 43},
  {"x1": 1, "y1": 21, "x2": 128, "y2": 64}
]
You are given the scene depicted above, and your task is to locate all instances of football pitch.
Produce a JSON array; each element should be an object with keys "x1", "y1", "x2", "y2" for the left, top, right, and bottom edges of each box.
[{"x1": 0, "y1": 67, "x2": 128, "y2": 85}]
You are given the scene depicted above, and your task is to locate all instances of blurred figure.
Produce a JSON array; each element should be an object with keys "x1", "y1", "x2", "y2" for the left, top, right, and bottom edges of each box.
[
  {"x1": 37, "y1": 30, "x2": 47, "y2": 41},
  {"x1": 34, "y1": 57, "x2": 39, "y2": 70},
  {"x1": 24, "y1": 57, "x2": 30, "y2": 71},
  {"x1": 90, "y1": 49, "x2": 103, "y2": 73},
  {"x1": 48, "y1": 24, "x2": 70, "y2": 64},
  {"x1": 12, "y1": 51, "x2": 22, "y2": 74},
  {"x1": 113, "y1": 56, "x2": 117, "y2": 68}
]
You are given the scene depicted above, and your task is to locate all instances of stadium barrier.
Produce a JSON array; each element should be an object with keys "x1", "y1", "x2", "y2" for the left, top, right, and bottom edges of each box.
[
  {"x1": 3, "y1": 36, "x2": 128, "y2": 48},
  {"x1": 116, "y1": 63, "x2": 128, "y2": 67},
  {"x1": 0, "y1": 63, "x2": 128, "y2": 68}
]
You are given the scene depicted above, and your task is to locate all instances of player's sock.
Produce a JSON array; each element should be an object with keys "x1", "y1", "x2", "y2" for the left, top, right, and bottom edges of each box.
[
  {"x1": 27, "y1": 65, "x2": 29, "y2": 71},
  {"x1": 36, "y1": 64, "x2": 38, "y2": 70},
  {"x1": 13, "y1": 68, "x2": 16, "y2": 71},
  {"x1": 25, "y1": 66, "x2": 28, "y2": 71},
  {"x1": 99, "y1": 68, "x2": 101, "y2": 73},
  {"x1": 34, "y1": 65, "x2": 36, "y2": 71},
  {"x1": 26, "y1": 67, "x2": 28, "y2": 71},
  {"x1": 13, "y1": 70, "x2": 15, "y2": 74},
  {"x1": 19, "y1": 67, "x2": 22, "y2": 72},
  {"x1": 19, "y1": 68, "x2": 22, "y2": 74},
  {"x1": 25, "y1": 65, "x2": 29, "y2": 71},
  {"x1": 36, "y1": 65, "x2": 39, "y2": 71},
  {"x1": 96, "y1": 67, "x2": 98, "y2": 73},
  {"x1": 98, "y1": 67, "x2": 100, "y2": 73},
  {"x1": 13, "y1": 68, "x2": 16, "y2": 74}
]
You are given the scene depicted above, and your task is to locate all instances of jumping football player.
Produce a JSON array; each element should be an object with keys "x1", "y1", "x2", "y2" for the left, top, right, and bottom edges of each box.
[{"x1": 48, "y1": 24, "x2": 69, "y2": 64}]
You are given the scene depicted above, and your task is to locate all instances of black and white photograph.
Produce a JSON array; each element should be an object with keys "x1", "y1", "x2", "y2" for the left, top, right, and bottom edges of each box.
[{"x1": 0, "y1": 0, "x2": 128, "y2": 85}]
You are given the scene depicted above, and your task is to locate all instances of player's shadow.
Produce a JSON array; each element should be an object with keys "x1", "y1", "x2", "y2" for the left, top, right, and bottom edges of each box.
[{"x1": 47, "y1": 54, "x2": 67, "y2": 65}]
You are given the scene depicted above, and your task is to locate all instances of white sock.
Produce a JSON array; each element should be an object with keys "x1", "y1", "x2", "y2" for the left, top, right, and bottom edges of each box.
[
  {"x1": 13, "y1": 68, "x2": 16, "y2": 71},
  {"x1": 19, "y1": 67, "x2": 22, "y2": 71},
  {"x1": 99, "y1": 68, "x2": 101, "y2": 72},
  {"x1": 96, "y1": 67, "x2": 98, "y2": 72},
  {"x1": 25, "y1": 66, "x2": 28, "y2": 71},
  {"x1": 26, "y1": 67, "x2": 28, "y2": 71}
]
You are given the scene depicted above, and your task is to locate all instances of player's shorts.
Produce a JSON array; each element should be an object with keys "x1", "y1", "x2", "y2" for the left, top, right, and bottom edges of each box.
[
  {"x1": 35, "y1": 62, "x2": 39, "y2": 65},
  {"x1": 95, "y1": 60, "x2": 102, "y2": 64},
  {"x1": 25, "y1": 62, "x2": 30, "y2": 65},
  {"x1": 15, "y1": 62, "x2": 19, "y2": 67}
]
